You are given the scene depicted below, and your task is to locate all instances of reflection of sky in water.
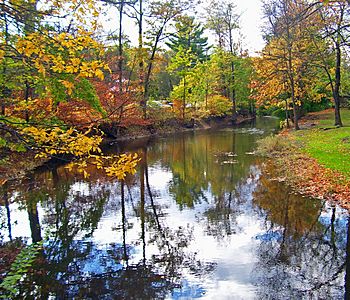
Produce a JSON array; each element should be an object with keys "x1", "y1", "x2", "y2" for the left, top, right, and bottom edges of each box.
[
  {"x1": 319, "y1": 203, "x2": 348, "y2": 247},
  {"x1": 171, "y1": 280, "x2": 206, "y2": 299},
  {"x1": 1, "y1": 117, "x2": 348, "y2": 299}
]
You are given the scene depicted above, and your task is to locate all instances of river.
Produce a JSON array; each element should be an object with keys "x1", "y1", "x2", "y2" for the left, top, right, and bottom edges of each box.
[{"x1": 0, "y1": 117, "x2": 349, "y2": 299}]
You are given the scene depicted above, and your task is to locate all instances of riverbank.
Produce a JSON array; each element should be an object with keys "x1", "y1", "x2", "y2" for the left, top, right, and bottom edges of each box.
[
  {"x1": 256, "y1": 109, "x2": 350, "y2": 209},
  {"x1": 105, "y1": 114, "x2": 255, "y2": 141},
  {"x1": 0, "y1": 114, "x2": 255, "y2": 182}
]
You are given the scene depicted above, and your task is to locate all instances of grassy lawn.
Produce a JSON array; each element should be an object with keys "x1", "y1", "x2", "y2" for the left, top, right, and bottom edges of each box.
[{"x1": 293, "y1": 109, "x2": 350, "y2": 179}]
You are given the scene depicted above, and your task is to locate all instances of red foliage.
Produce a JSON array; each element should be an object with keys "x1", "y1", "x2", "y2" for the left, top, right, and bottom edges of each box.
[
  {"x1": 56, "y1": 99, "x2": 102, "y2": 128},
  {"x1": 93, "y1": 76, "x2": 150, "y2": 128}
]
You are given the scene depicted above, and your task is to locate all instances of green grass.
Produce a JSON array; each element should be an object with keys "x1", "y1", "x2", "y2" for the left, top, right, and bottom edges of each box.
[{"x1": 294, "y1": 109, "x2": 350, "y2": 179}]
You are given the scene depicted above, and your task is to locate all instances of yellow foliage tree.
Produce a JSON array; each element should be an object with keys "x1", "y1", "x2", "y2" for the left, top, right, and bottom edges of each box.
[{"x1": 0, "y1": 0, "x2": 139, "y2": 181}]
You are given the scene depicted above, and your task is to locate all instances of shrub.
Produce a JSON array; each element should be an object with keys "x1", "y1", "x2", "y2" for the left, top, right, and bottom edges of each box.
[
  {"x1": 256, "y1": 135, "x2": 297, "y2": 157},
  {"x1": 207, "y1": 95, "x2": 231, "y2": 117}
]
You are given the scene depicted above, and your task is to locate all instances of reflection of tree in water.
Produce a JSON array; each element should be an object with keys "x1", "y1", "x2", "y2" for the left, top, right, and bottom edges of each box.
[
  {"x1": 139, "y1": 148, "x2": 216, "y2": 285},
  {"x1": 161, "y1": 131, "x2": 259, "y2": 245},
  {"x1": 0, "y1": 182, "x2": 12, "y2": 243},
  {"x1": 202, "y1": 166, "x2": 262, "y2": 243},
  {"x1": 203, "y1": 192, "x2": 239, "y2": 240},
  {"x1": 1, "y1": 147, "x2": 214, "y2": 298},
  {"x1": 169, "y1": 175, "x2": 208, "y2": 209},
  {"x1": 149, "y1": 131, "x2": 257, "y2": 209},
  {"x1": 252, "y1": 164, "x2": 348, "y2": 299}
]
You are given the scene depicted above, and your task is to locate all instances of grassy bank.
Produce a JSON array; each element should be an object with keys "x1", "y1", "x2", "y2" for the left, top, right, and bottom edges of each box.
[
  {"x1": 256, "y1": 108, "x2": 350, "y2": 208},
  {"x1": 295, "y1": 109, "x2": 350, "y2": 179}
]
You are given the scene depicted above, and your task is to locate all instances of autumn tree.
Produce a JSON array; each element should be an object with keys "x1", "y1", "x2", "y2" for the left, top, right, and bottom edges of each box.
[
  {"x1": 251, "y1": 46, "x2": 294, "y2": 126},
  {"x1": 206, "y1": 0, "x2": 240, "y2": 116},
  {"x1": 169, "y1": 47, "x2": 247, "y2": 118},
  {"x1": 168, "y1": 46, "x2": 196, "y2": 119},
  {"x1": 0, "y1": 0, "x2": 140, "y2": 180},
  {"x1": 259, "y1": 0, "x2": 317, "y2": 130},
  {"x1": 316, "y1": 1, "x2": 350, "y2": 126},
  {"x1": 233, "y1": 55, "x2": 254, "y2": 114},
  {"x1": 140, "y1": 0, "x2": 193, "y2": 118},
  {"x1": 101, "y1": 0, "x2": 138, "y2": 94}
]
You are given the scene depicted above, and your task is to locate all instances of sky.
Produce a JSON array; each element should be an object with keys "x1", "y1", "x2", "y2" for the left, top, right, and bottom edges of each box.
[
  {"x1": 102, "y1": 0, "x2": 266, "y2": 56},
  {"x1": 234, "y1": 0, "x2": 266, "y2": 54}
]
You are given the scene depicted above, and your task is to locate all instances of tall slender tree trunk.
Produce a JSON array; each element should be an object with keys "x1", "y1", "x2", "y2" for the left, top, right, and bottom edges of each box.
[
  {"x1": 285, "y1": 99, "x2": 290, "y2": 128},
  {"x1": 290, "y1": 76, "x2": 299, "y2": 130},
  {"x1": 116, "y1": 1, "x2": 125, "y2": 134},
  {"x1": 143, "y1": 29, "x2": 163, "y2": 118},
  {"x1": 25, "y1": 81, "x2": 31, "y2": 123},
  {"x1": 1, "y1": 7, "x2": 9, "y2": 116},
  {"x1": 229, "y1": 28, "x2": 236, "y2": 118},
  {"x1": 205, "y1": 79, "x2": 209, "y2": 110},
  {"x1": 118, "y1": 1, "x2": 124, "y2": 94},
  {"x1": 334, "y1": 41, "x2": 343, "y2": 127},
  {"x1": 287, "y1": 39, "x2": 299, "y2": 130},
  {"x1": 23, "y1": 1, "x2": 38, "y2": 123},
  {"x1": 138, "y1": 0, "x2": 144, "y2": 97}
]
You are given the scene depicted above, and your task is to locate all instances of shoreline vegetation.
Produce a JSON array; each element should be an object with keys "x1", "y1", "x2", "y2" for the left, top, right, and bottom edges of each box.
[
  {"x1": 3, "y1": 108, "x2": 350, "y2": 211},
  {"x1": 0, "y1": 114, "x2": 255, "y2": 183},
  {"x1": 256, "y1": 108, "x2": 350, "y2": 210}
]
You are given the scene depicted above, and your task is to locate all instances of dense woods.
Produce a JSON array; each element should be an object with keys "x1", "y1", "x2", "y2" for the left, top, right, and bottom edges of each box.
[
  {"x1": 1, "y1": 1, "x2": 350, "y2": 298},
  {"x1": 0, "y1": 0, "x2": 349, "y2": 176}
]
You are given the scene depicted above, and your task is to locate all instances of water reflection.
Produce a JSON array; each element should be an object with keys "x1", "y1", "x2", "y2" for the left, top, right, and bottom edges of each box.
[
  {"x1": 0, "y1": 118, "x2": 349, "y2": 299},
  {"x1": 253, "y1": 164, "x2": 348, "y2": 299}
]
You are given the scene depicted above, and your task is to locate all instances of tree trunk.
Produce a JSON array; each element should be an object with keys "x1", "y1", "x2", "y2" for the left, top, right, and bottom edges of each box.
[
  {"x1": 290, "y1": 79, "x2": 299, "y2": 130},
  {"x1": 285, "y1": 99, "x2": 290, "y2": 128},
  {"x1": 143, "y1": 29, "x2": 163, "y2": 118},
  {"x1": 25, "y1": 81, "x2": 31, "y2": 123},
  {"x1": 138, "y1": 0, "x2": 144, "y2": 99},
  {"x1": 1, "y1": 10, "x2": 9, "y2": 116},
  {"x1": 205, "y1": 80, "x2": 208, "y2": 110},
  {"x1": 334, "y1": 41, "x2": 343, "y2": 127},
  {"x1": 229, "y1": 28, "x2": 236, "y2": 118},
  {"x1": 287, "y1": 43, "x2": 299, "y2": 130},
  {"x1": 118, "y1": 0, "x2": 124, "y2": 94}
]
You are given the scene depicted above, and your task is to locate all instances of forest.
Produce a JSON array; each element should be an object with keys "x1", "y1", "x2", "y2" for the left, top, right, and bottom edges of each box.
[
  {"x1": 1, "y1": 0, "x2": 350, "y2": 298},
  {"x1": 0, "y1": 0, "x2": 348, "y2": 181}
]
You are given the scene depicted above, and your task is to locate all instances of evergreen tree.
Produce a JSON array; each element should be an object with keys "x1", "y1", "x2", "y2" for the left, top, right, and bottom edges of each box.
[{"x1": 166, "y1": 16, "x2": 210, "y2": 62}]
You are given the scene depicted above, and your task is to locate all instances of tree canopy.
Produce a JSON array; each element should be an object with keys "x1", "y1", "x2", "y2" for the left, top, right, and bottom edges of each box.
[{"x1": 0, "y1": 0, "x2": 350, "y2": 181}]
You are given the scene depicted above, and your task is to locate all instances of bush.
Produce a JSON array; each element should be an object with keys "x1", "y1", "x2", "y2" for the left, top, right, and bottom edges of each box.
[
  {"x1": 256, "y1": 135, "x2": 297, "y2": 157},
  {"x1": 302, "y1": 98, "x2": 332, "y2": 113},
  {"x1": 271, "y1": 108, "x2": 286, "y2": 119},
  {"x1": 207, "y1": 95, "x2": 231, "y2": 117}
]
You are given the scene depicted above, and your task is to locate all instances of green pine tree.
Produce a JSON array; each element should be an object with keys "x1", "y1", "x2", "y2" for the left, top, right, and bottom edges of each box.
[{"x1": 166, "y1": 15, "x2": 210, "y2": 62}]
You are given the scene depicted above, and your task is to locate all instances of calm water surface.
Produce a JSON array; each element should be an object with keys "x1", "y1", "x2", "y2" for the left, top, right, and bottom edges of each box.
[{"x1": 1, "y1": 117, "x2": 349, "y2": 299}]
